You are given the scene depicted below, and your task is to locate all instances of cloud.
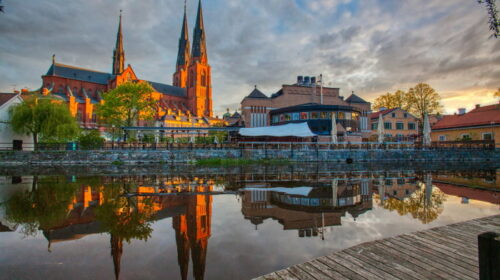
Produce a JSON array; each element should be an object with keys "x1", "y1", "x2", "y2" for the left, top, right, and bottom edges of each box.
[{"x1": 0, "y1": 0, "x2": 498, "y2": 116}]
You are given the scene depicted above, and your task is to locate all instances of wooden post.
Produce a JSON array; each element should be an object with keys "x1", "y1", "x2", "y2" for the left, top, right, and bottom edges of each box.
[{"x1": 478, "y1": 231, "x2": 500, "y2": 280}]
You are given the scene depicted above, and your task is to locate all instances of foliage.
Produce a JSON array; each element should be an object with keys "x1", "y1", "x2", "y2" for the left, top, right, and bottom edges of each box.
[
  {"x1": 373, "y1": 90, "x2": 410, "y2": 111},
  {"x1": 406, "y1": 83, "x2": 443, "y2": 120},
  {"x1": 376, "y1": 182, "x2": 446, "y2": 224},
  {"x1": 494, "y1": 87, "x2": 500, "y2": 97},
  {"x1": 96, "y1": 82, "x2": 157, "y2": 140},
  {"x1": 2, "y1": 176, "x2": 80, "y2": 236},
  {"x1": 9, "y1": 96, "x2": 80, "y2": 145},
  {"x1": 94, "y1": 183, "x2": 153, "y2": 242},
  {"x1": 78, "y1": 130, "x2": 105, "y2": 150},
  {"x1": 478, "y1": 0, "x2": 500, "y2": 38}
]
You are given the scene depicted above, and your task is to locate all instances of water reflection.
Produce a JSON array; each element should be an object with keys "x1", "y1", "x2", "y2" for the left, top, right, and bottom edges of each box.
[{"x1": 0, "y1": 167, "x2": 498, "y2": 280}]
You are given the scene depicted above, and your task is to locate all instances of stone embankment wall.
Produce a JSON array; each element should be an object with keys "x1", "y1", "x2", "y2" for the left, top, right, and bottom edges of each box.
[{"x1": 0, "y1": 148, "x2": 498, "y2": 166}]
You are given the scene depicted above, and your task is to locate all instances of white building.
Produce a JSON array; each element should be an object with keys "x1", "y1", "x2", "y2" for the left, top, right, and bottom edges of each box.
[{"x1": 0, "y1": 93, "x2": 33, "y2": 150}]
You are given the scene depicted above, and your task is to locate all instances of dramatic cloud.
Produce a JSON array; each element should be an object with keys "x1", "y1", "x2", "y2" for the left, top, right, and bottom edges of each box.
[{"x1": 0, "y1": 0, "x2": 498, "y2": 115}]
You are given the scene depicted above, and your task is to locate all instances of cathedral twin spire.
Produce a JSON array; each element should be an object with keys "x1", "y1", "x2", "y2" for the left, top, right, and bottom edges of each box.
[{"x1": 176, "y1": 0, "x2": 208, "y2": 69}]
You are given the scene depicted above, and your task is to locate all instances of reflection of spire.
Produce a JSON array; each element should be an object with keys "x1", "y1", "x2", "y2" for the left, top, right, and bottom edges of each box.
[
  {"x1": 174, "y1": 215, "x2": 190, "y2": 280},
  {"x1": 424, "y1": 173, "x2": 433, "y2": 207},
  {"x1": 111, "y1": 234, "x2": 123, "y2": 280}
]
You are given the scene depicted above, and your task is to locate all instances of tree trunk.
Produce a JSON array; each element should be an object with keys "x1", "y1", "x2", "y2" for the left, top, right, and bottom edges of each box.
[{"x1": 33, "y1": 133, "x2": 38, "y2": 150}]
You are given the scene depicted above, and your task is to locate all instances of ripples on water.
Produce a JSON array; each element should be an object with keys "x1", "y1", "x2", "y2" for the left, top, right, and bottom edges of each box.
[{"x1": 0, "y1": 163, "x2": 498, "y2": 280}]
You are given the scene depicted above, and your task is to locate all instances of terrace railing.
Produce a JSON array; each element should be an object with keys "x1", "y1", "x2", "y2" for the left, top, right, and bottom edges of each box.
[{"x1": 0, "y1": 140, "x2": 496, "y2": 151}]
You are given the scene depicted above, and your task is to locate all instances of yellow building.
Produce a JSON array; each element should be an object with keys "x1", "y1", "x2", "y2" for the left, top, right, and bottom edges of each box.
[
  {"x1": 370, "y1": 108, "x2": 419, "y2": 141},
  {"x1": 431, "y1": 103, "x2": 500, "y2": 147}
]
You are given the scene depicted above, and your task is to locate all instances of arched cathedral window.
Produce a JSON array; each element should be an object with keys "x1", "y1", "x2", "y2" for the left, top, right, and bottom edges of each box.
[{"x1": 201, "y1": 71, "x2": 207, "y2": 87}]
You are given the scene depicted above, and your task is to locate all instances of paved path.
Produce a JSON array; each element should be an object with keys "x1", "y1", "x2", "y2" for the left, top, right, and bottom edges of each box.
[{"x1": 254, "y1": 214, "x2": 500, "y2": 280}]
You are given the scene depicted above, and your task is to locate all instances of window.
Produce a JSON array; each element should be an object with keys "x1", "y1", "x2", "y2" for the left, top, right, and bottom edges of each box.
[
  {"x1": 439, "y1": 135, "x2": 446, "y2": 141},
  {"x1": 408, "y1": 122, "x2": 416, "y2": 130},
  {"x1": 384, "y1": 122, "x2": 392, "y2": 129},
  {"x1": 284, "y1": 114, "x2": 291, "y2": 121},
  {"x1": 300, "y1": 112, "x2": 309, "y2": 120},
  {"x1": 338, "y1": 112, "x2": 345, "y2": 119},
  {"x1": 483, "y1": 133, "x2": 493, "y2": 140},
  {"x1": 345, "y1": 112, "x2": 352, "y2": 120},
  {"x1": 371, "y1": 123, "x2": 378, "y2": 130},
  {"x1": 201, "y1": 71, "x2": 207, "y2": 87},
  {"x1": 404, "y1": 113, "x2": 408, "y2": 118},
  {"x1": 320, "y1": 112, "x2": 327, "y2": 119},
  {"x1": 392, "y1": 113, "x2": 396, "y2": 118},
  {"x1": 189, "y1": 71, "x2": 195, "y2": 87},
  {"x1": 280, "y1": 114, "x2": 285, "y2": 122},
  {"x1": 292, "y1": 113, "x2": 300, "y2": 121},
  {"x1": 396, "y1": 122, "x2": 404, "y2": 130},
  {"x1": 272, "y1": 115, "x2": 279, "y2": 124},
  {"x1": 461, "y1": 133, "x2": 471, "y2": 140},
  {"x1": 311, "y1": 112, "x2": 319, "y2": 119}
]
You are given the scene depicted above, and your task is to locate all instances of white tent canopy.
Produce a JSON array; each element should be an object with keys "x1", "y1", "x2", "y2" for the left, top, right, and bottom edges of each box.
[{"x1": 239, "y1": 122, "x2": 316, "y2": 137}]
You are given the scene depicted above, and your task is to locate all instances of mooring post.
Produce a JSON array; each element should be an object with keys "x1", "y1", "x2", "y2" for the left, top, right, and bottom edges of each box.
[{"x1": 478, "y1": 231, "x2": 500, "y2": 280}]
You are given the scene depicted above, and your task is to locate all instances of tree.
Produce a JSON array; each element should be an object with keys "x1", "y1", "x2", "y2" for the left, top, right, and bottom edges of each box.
[
  {"x1": 373, "y1": 90, "x2": 410, "y2": 111},
  {"x1": 494, "y1": 87, "x2": 500, "y2": 97},
  {"x1": 78, "y1": 130, "x2": 105, "y2": 150},
  {"x1": 478, "y1": 0, "x2": 499, "y2": 38},
  {"x1": 406, "y1": 83, "x2": 443, "y2": 120},
  {"x1": 96, "y1": 82, "x2": 157, "y2": 140},
  {"x1": 9, "y1": 96, "x2": 80, "y2": 146}
]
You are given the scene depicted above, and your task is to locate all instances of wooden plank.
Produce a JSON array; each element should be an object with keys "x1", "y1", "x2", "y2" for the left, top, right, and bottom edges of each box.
[
  {"x1": 395, "y1": 235, "x2": 479, "y2": 274},
  {"x1": 296, "y1": 262, "x2": 338, "y2": 280},
  {"x1": 402, "y1": 233, "x2": 478, "y2": 264},
  {"x1": 332, "y1": 249, "x2": 399, "y2": 280},
  {"x1": 327, "y1": 252, "x2": 385, "y2": 280},
  {"x1": 315, "y1": 256, "x2": 368, "y2": 280},
  {"x1": 286, "y1": 266, "x2": 317, "y2": 280},
  {"x1": 344, "y1": 246, "x2": 417, "y2": 280},
  {"x1": 307, "y1": 259, "x2": 350, "y2": 280},
  {"x1": 253, "y1": 215, "x2": 500, "y2": 280},
  {"x1": 275, "y1": 269, "x2": 301, "y2": 280},
  {"x1": 359, "y1": 244, "x2": 428, "y2": 280},
  {"x1": 378, "y1": 239, "x2": 476, "y2": 280},
  {"x1": 372, "y1": 241, "x2": 449, "y2": 280}
]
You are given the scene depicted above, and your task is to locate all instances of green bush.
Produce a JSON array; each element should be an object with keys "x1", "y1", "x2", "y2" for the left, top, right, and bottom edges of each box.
[{"x1": 78, "y1": 130, "x2": 105, "y2": 150}]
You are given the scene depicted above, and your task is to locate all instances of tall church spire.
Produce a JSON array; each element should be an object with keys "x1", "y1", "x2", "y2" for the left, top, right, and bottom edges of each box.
[
  {"x1": 191, "y1": 0, "x2": 207, "y2": 63},
  {"x1": 112, "y1": 10, "x2": 125, "y2": 75},
  {"x1": 176, "y1": 0, "x2": 190, "y2": 69}
]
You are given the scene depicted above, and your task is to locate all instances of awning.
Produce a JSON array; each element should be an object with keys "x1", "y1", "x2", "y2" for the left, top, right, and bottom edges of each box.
[{"x1": 239, "y1": 122, "x2": 316, "y2": 137}]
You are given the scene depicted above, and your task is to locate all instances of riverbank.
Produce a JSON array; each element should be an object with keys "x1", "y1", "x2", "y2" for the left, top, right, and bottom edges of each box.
[{"x1": 0, "y1": 148, "x2": 498, "y2": 166}]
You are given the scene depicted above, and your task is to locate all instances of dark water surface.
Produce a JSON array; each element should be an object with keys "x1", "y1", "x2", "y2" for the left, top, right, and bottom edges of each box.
[{"x1": 0, "y1": 163, "x2": 499, "y2": 280}]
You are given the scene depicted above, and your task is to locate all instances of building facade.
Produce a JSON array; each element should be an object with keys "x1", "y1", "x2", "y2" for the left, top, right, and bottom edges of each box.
[
  {"x1": 240, "y1": 76, "x2": 372, "y2": 138},
  {"x1": 40, "y1": 0, "x2": 217, "y2": 130},
  {"x1": 0, "y1": 93, "x2": 33, "y2": 150},
  {"x1": 431, "y1": 103, "x2": 500, "y2": 146},
  {"x1": 369, "y1": 108, "x2": 419, "y2": 141}
]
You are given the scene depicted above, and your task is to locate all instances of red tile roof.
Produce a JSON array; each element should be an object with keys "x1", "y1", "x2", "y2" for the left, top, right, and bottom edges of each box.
[
  {"x1": 369, "y1": 108, "x2": 398, "y2": 119},
  {"x1": 432, "y1": 103, "x2": 500, "y2": 130},
  {"x1": 0, "y1": 93, "x2": 18, "y2": 107}
]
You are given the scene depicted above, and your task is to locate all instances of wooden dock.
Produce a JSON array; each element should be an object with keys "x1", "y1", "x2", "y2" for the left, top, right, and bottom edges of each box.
[{"x1": 254, "y1": 214, "x2": 500, "y2": 280}]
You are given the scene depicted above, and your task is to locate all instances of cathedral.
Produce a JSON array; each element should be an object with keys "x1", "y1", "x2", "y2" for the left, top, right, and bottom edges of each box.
[{"x1": 40, "y1": 0, "x2": 218, "y2": 129}]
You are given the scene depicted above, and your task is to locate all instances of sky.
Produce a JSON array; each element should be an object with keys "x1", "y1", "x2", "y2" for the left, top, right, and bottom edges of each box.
[{"x1": 0, "y1": 0, "x2": 499, "y2": 116}]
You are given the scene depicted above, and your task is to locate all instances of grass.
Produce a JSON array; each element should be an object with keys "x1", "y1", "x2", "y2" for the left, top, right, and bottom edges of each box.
[{"x1": 194, "y1": 158, "x2": 290, "y2": 166}]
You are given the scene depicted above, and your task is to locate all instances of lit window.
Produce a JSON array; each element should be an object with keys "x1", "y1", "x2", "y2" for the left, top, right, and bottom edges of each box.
[{"x1": 300, "y1": 112, "x2": 308, "y2": 120}]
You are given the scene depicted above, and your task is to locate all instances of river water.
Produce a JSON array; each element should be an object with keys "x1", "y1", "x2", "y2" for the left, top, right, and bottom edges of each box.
[{"x1": 0, "y1": 163, "x2": 498, "y2": 279}]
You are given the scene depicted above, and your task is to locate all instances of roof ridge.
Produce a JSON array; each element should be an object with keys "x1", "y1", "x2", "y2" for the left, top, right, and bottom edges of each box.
[{"x1": 54, "y1": 63, "x2": 111, "y2": 74}]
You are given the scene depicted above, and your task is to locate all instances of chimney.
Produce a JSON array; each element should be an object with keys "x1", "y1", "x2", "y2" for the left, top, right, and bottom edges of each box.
[
  {"x1": 304, "y1": 76, "x2": 310, "y2": 86},
  {"x1": 297, "y1": 76, "x2": 303, "y2": 85},
  {"x1": 475, "y1": 104, "x2": 480, "y2": 109},
  {"x1": 458, "y1": 108, "x2": 466, "y2": 115},
  {"x1": 311, "y1": 76, "x2": 316, "y2": 85}
]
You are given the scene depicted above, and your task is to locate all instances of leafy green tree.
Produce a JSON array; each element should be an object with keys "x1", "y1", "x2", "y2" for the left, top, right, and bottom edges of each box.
[
  {"x1": 406, "y1": 83, "x2": 443, "y2": 120},
  {"x1": 96, "y1": 82, "x2": 157, "y2": 140},
  {"x1": 9, "y1": 96, "x2": 79, "y2": 146},
  {"x1": 373, "y1": 90, "x2": 410, "y2": 111},
  {"x1": 78, "y1": 130, "x2": 105, "y2": 150}
]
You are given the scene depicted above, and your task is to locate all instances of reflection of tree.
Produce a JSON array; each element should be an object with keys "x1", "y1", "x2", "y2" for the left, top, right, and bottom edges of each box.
[
  {"x1": 375, "y1": 182, "x2": 446, "y2": 224},
  {"x1": 2, "y1": 176, "x2": 79, "y2": 236},
  {"x1": 94, "y1": 183, "x2": 154, "y2": 280}
]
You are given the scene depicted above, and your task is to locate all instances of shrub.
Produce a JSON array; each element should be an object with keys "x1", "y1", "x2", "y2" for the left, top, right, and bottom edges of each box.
[{"x1": 78, "y1": 130, "x2": 105, "y2": 150}]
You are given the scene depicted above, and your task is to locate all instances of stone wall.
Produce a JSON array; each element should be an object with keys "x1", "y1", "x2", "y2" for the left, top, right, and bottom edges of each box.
[{"x1": 0, "y1": 148, "x2": 498, "y2": 166}]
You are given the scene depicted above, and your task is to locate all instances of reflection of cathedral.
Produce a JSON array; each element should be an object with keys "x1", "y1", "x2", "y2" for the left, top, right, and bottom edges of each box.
[{"x1": 40, "y1": 178, "x2": 213, "y2": 280}]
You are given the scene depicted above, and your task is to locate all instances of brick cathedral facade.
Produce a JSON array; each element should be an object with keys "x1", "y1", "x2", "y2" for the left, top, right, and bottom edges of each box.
[{"x1": 40, "y1": 0, "x2": 216, "y2": 128}]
